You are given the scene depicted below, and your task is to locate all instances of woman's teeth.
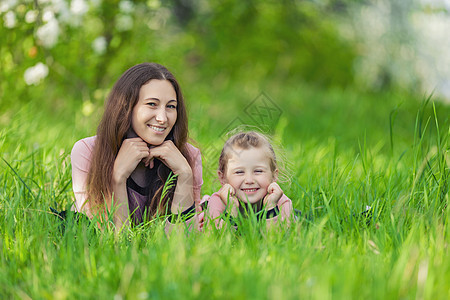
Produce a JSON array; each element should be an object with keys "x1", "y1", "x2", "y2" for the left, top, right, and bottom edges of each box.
[{"x1": 149, "y1": 125, "x2": 164, "y2": 132}]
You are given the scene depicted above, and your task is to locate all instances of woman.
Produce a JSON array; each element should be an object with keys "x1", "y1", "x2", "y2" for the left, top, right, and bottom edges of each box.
[{"x1": 71, "y1": 63, "x2": 202, "y2": 233}]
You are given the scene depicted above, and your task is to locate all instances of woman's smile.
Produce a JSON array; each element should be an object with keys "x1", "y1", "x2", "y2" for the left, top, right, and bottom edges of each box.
[{"x1": 148, "y1": 124, "x2": 166, "y2": 134}]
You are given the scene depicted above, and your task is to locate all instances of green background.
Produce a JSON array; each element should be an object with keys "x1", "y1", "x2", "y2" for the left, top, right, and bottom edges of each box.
[{"x1": 1, "y1": 1, "x2": 449, "y2": 299}]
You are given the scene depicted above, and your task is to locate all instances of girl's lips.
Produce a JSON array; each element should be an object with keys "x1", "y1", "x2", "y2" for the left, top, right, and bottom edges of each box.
[{"x1": 241, "y1": 188, "x2": 259, "y2": 194}]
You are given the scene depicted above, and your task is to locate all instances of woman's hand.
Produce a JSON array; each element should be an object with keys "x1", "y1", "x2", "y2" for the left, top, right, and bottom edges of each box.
[
  {"x1": 263, "y1": 182, "x2": 283, "y2": 210},
  {"x1": 218, "y1": 184, "x2": 239, "y2": 217},
  {"x1": 113, "y1": 138, "x2": 150, "y2": 184},
  {"x1": 145, "y1": 140, "x2": 194, "y2": 213},
  {"x1": 144, "y1": 140, "x2": 192, "y2": 177}
]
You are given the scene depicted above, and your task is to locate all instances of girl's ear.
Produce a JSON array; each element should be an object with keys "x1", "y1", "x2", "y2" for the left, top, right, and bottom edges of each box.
[
  {"x1": 273, "y1": 169, "x2": 279, "y2": 182},
  {"x1": 218, "y1": 170, "x2": 226, "y2": 185}
]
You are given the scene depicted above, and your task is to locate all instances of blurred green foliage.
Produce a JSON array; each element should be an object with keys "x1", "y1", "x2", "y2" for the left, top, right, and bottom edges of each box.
[
  {"x1": 0, "y1": 0, "x2": 358, "y2": 112},
  {"x1": 185, "y1": 0, "x2": 356, "y2": 86}
]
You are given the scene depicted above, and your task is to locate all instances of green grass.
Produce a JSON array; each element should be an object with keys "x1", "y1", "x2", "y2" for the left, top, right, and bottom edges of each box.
[{"x1": 1, "y1": 81, "x2": 449, "y2": 299}]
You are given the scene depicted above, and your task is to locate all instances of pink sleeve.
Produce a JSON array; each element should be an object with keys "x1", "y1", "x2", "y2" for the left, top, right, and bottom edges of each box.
[
  {"x1": 266, "y1": 193, "x2": 293, "y2": 225},
  {"x1": 71, "y1": 136, "x2": 96, "y2": 217},
  {"x1": 206, "y1": 192, "x2": 227, "y2": 228}
]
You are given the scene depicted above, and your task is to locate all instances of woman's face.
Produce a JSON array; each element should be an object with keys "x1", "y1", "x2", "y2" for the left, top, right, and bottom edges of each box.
[{"x1": 131, "y1": 79, "x2": 178, "y2": 145}]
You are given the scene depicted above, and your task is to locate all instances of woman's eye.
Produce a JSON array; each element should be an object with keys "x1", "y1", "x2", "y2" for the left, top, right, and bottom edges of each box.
[
  {"x1": 167, "y1": 104, "x2": 177, "y2": 109},
  {"x1": 147, "y1": 102, "x2": 157, "y2": 107}
]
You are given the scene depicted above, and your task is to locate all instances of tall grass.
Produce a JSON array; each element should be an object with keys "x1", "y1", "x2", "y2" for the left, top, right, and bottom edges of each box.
[{"x1": 0, "y1": 84, "x2": 449, "y2": 299}]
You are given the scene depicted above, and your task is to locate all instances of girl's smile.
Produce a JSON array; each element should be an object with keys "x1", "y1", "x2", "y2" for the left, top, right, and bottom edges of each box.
[
  {"x1": 241, "y1": 188, "x2": 259, "y2": 193},
  {"x1": 220, "y1": 146, "x2": 277, "y2": 204}
]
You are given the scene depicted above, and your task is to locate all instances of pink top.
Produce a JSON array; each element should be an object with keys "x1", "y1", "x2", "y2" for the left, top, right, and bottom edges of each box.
[
  {"x1": 204, "y1": 191, "x2": 293, "y2": 228},
  {"x1": 71, "y1": 136, "x2": 203, "y2": 223}
]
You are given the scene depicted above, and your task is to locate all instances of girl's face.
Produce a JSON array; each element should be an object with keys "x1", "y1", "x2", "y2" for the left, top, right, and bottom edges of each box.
[
  {"x1": 219, "y1": 146, "x2": 277, "y2": 204},
  {"x1": 131, "y1": 79, "x2": 177, "y2": 145}
]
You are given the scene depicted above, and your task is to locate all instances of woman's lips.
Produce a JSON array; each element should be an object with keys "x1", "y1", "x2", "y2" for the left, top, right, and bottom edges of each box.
[{"x1": 148, "y1": 124, "x2": 166, "y2": 134}]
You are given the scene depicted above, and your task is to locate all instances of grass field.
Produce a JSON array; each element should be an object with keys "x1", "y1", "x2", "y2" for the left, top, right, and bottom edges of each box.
[{"x1": 1, "y1": 81, "x2": 449, "y2": 299}]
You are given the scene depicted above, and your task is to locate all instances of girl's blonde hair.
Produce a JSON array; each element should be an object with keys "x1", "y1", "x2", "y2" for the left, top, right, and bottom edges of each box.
[{"x1": 218, "y1": 131, "x2": 277, "y2": 175}]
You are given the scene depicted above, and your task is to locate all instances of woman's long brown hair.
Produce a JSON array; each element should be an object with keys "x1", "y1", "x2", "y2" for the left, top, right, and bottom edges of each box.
[{"x1": 86, "y1": 63, "x2": 190, "y2": 220}]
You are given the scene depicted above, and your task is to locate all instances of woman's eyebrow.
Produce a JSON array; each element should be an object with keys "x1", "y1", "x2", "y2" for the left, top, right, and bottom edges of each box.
[{"x1": 144, "y1": 98, "x2": 177, "y2": 102}]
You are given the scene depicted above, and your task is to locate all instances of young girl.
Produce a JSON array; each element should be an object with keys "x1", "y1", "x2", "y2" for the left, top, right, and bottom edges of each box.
[
  {"x1": 71, "y1": 63, "x2": 202, "y2": 233},
  {"x1": 204, "y1": 131, "x2": 293, "y2": 229}
]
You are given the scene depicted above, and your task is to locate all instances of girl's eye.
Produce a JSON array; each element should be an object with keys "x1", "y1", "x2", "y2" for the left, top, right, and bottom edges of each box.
[
  {"x1": 235, "y1": 171, "x2": 244, "y2": 174},
  {"x1": 167, "y1": 104, "x2": 177, "y2": 109},
  {"x1": 255, "y1": 170, "x2": 263, "y2": 173}
]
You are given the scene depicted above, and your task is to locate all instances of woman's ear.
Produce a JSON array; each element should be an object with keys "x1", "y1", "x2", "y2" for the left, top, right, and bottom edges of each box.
[
  {"x1": 273, "y1": 169, "x2": 279, "y2": 182},
  {"x1": 218, "y1": 170, "x2": 226, "y2": 185}
]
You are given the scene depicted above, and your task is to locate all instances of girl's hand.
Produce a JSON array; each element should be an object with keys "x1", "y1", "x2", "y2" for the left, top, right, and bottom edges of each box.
[
  {"x1": 143, "y1": 140, "x2": 192, "y2": 177},
  {"x1": 263, "y1": 182, "x2": 283, "y2": 210},
  {"x1": 218, "y1": 184, "x2": 239, "y2": 217},
  {"x1": 113, "y1": 137, "x2": 150, "y2": 184}
]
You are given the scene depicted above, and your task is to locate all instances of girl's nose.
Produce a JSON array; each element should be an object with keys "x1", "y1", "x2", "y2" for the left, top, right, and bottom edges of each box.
[
  {"x1": 155, "y1": 109, "x2": 167, "y2": 124},
  {"x1": 244, "y1": 174, "x2": 254, "y2": 184}
]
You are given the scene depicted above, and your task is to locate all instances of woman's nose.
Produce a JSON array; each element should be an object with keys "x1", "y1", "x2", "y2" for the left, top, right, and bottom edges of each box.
[{"x1": 155, "y1": 109, "x2": 167, "y2": 124}]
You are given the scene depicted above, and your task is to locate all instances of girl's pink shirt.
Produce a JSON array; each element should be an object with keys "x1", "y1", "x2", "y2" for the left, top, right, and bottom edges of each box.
[
  {"x1": 204, "y1": 191, "x2": 293, "y2": 228},
  {"x1": 70, "y1": 136, "x2": 203, "y2": 218}
]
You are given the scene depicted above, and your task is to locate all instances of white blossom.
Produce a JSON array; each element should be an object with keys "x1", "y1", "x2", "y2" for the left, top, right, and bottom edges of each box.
[
  {"x1": 42, "y1": 10, "x2": 55, "y2": 22},
  {"x1": 116, "y1": 14, "x2": 133, "y2": 31},
  {"x1": 36, "y1": 18, "x2": 60, "y2": 48},
  {"x1": 25, "y1": 10, "x2": 38, "y2": 23},
  {"x1": 70, "y1": 0, "x2": 89, "y2": 16},
  {"x1": 49, "y1": 0, "x2": 70, "y2": 23},
  {"x1": 119, "y1": 0, "x2": 134, "y2": 14},
  {"x1": 24, "y1": 63, "x2": 49, "y2": 86},
  {"x1": 3, "y1": 11, "x2": 16, "y2": 28},
  {"x1": 92, "y1": 36, "x2": 107, "y2": 55},
  {"x1": 0, "y1": 0, "x2": 17, "y2": 14},
  {"x1": 50, "y1": 0, "x2": 66, "y2": 11}
]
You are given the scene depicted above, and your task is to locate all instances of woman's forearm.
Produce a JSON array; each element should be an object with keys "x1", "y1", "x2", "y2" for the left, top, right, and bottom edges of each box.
[
  {"x1": 170, "y1": 170, "x2": 195, "y2": 214},
  {"x1": 165, "y1": 171, "x2": 196, "y2": 237},
  {"x1": 111, "y1": 179, "x2": 130, "y2": 230}
]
